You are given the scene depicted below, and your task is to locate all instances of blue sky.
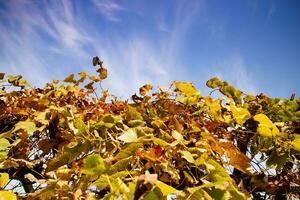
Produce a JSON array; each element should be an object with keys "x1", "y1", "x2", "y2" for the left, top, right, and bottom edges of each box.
[{"x1": 0, "y1": 0, "x2": 299, "y2": 98}]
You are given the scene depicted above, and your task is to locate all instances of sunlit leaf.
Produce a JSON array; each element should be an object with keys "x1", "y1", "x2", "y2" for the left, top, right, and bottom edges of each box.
[
  {"x1": 230, "y1": 102, "x2": 251, "y2": 125},
  {"x1": 173, "y1": 81, "x2": 200, "y2": 96},
  {"x1": 139, "y1": 84, "x2": 153, "y2": 96},
  {"x1": 115, "y1": 143, "x2": 143, "y2": 159},
  {"x1": 254, "y1": 114, "x2": 279, "y2": 137},
  {"x1": 7, "y1": 75, "x2": 22, "y2": 83},
  {"x1": 291, "y1": 138, "x2": 300, "y2": 151},
  {"x1": 82, "y1": 154, "x2": 106, "y2": 175},
  {"x1": 128, "y1": 120, "x2": 145, "y2": 127},
  {"x1": 0, "y1": 190, "x2": 17, "y2": 200},
  {"x1": 63, "y1": 74, "x2": 76, "y2": 83},
  {"x1": 98, "y1": 67, "x2": 108, "y2": 80},
  {"x1": 14, "y1": 121, "x2": 38, "y2": 133},
  {"x1": 0, "y1": 173, "x2": 9, "y2": 188},
  {"x1": 181, "y1": 150, "x2": 195, "y2": 163},
  {"x1": 156, "y1": 180, "x2": 182, "y2": 196},
  {"x1": 118, "y1": 129, "x2": 138, "y2": 143},
  {"x1": 127, "y1": 105, "x2": 143, "y2": 120},
  {"x1": 187, "y1": 187, "x2": 213, "y2": 200},
  {"x1": 172, "y1": 130, "x2": 183, "y2": 142},
  {"x1": 0, "y1": 139, "x2": 10, "y2": 151}
]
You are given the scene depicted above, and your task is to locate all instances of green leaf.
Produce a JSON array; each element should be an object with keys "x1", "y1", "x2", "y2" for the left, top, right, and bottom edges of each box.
[
  {"x1": 206, "y1": 77, "x2": 223, "y2": 89},
  {"x1": 128, "y1": 120, "x2": 145, "y2": 127},
  {"x1": 151, "y1": 136, "x2": 170, "y2": 147},
  {"x1": 118, "y1": 129, "x2": 138, "y2": 143},
  {"x1": 127, "y1": 105, "x2": 143, "y2": 120},
  {"x1": 107, "y1": 157, "x2": 132, "y2": 175},
  {"x1": 144, "y1": 188, "x2": 163, "y2": 200},
  {"x1": 82, "y1": 154, "x2": 106, "y2": 175},
  {"x1": 0, "y1": 190, "x2": 17, "y2": 200},
  {"x1": 0, "y1": 173, "x2": 9, "y2": 188},
  {"x1": 46, "y1": 141, "x2": 90, "y2": 172},
  {"x1": 181, "y1": 151, "x2": 195, "y2": 163},
  {"x1": 63, "y1": 74, "x2": 76, "y2": 83},
  {"x1": 172, "y1": 130, "x2": 183, "y2": 142},
  {"x1": 74, "y1": 118, "x2": 88, "y2": 136},
  {"x1": 14, "y1": 121, "x2": 38, "y2": 133},
  {"x1": 94, "y1": 171, "x2": 129, "y2": 190},
  {"x1": 187, "y1": 187, "x2": 213, "y2": 200},
  {"x1": 115, "y1": 143, "x2": 143, "y2": 159},
  {"x1": 156, "y1": 180, "x2": 182, "y2": 196},
  {"x1": 266, "y1": 150, "x2": 288, "y2": 169},
  {"x1": 0, "y1": 139, "x2": 10, "y2": 151}
]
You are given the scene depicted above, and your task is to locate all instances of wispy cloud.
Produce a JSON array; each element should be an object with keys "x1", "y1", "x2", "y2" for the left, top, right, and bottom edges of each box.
[
  {"x1": 89, "y1": 1, "x2": 201, "y2": 97},
  {"x1": 0, "y1": 0, "x2": 201, "y2": 97},
  {"x1": 0, "y1": 0, "x2": 92, "y2": 86},
  {"x1": 92, "y1": 0, "x2": 125, "y2": 22}
]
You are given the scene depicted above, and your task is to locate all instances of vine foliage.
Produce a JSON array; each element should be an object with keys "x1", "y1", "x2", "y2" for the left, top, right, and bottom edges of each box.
[{"x1": 0, "y1": 58, "x2": 299, "y2": 199}]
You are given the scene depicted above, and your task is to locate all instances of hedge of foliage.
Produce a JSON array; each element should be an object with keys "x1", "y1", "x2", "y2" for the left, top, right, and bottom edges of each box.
[{"x1": 0, "y1": 57, "x2": 299, "y2": 199}]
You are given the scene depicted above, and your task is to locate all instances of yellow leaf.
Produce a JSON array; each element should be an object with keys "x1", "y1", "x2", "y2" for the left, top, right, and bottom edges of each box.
[
  {"x1": 0, "y1": 173, "x2": 9, "y2": 188},
  {"x1": 254, "y1": 114, "x2": 273, "y2": 126},
  {"x1": 78, "y1": 71, "x2": 87, "y2": 78},
  {"x1": 118, "y1": 129, "x2": 138, "y2": 143},
  {"x1": 181, "y1": 151, "x2": 195, "y2": 163},
  {"x1": 230, "y1": 102, "x2": 251, "y2": 125},
  {"x1": 173, "y1": 81, "x2": 200, "y2": 96},
  {"x1": 254, "y1": 114, "x2": 279, "y2": 137},
  {"x1": 156, "y1": 180, "x2": 183, "y2": 196},
  {"x1": 139, "y1": 84, "x2": 153, "y2": 96},
  {"x1": 292, "y1": 138, "x2": 300, "y2": 151},
  {"x1": 14, "y1": 121, "x2": 38, "y2": 133},
  {"x1": 0, "y1": 190, "x2": 17, "y2": 200},
  {"x1": 0, "y1": 139, "x2": 10, "y2": 150},
  {"x1": 208, "y1": 99, "x2": 222, "y2": 120},
  {"x1": 172, "y1": 130, "x2": 183, "y2": 142}
]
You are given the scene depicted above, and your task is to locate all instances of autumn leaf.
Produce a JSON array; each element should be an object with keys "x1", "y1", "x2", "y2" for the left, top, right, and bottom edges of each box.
[
  {"x1": 81, "y1": 154, "x2": 106, "y2": 175},
  {"x1": 98, "y1": 67, "x2": 108, "y2": 80},
  {"x1": 0, "y1": 190, "x2": 17, "y2": 200},
  {"x1": 173, "y1": 81, "x2": 200, "y2": 96},
  {"x1": 118, "y1": 129, "x2": 138, "y2": 143},
  {"x1": 181, "y1": 150, "x2": 195, "y2": 163},
  {"x1": 0, "y1": 173, "x2": 9, "y2": 188},
  {"x1": 63, "y1": 74, "x2": 76, "y2": 83},
  {"x1": 254, "y1": 114, "x2": 279, "y2": 137},
  {"x1": 139, "y1": 84, "x2": 153, "y2": 96},
  {"x1": 230, "y1": 102, "x2": 251, "y2": 125}
]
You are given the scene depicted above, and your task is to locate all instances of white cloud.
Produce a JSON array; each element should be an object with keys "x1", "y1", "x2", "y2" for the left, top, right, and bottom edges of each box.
[
  {"x1": 92, "y1": 0, "x2": 125, "y2": 22},
  {"x1": 89, "y1": 1, "x2": 201, "y2": 97},
  {"x1": 0, "y1": 0, "x2": 92, "y2": 86},
  {"x1": 0, "y1": 0, "x2": 202, "y2": 98}
]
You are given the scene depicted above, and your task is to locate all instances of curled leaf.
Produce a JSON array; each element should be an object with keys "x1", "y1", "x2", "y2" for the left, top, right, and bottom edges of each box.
[{"x1": 139, "y1": 84, "x2": 153, "y2": 96}]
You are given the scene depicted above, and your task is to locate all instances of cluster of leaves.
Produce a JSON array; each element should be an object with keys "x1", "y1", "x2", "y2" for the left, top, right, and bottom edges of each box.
[{"x1": 0, "y1": 58, "x2": 299, "y2": 200}]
